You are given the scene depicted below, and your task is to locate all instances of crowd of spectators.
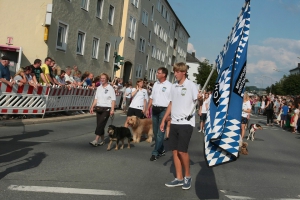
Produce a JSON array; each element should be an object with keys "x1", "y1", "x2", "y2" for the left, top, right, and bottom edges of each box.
[{"x1": 249, "y1": 93, "x2": 300, "y2": 133}]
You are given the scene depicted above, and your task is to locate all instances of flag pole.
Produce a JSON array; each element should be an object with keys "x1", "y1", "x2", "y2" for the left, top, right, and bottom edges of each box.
[{"x1": 187, "y1": 64, "x2": 216, "y2": 120}]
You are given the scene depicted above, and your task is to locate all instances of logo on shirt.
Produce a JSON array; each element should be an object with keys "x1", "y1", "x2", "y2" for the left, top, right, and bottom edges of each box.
[
  {"x1": 162, "y1": 87, "x2": 166, "y2": 92},
  {"x1": 104, "y1": 89, "x2": 108, "y2": 94},
  {"x1": 181, "y1": 88, "x2": 187, "y2": 96}
]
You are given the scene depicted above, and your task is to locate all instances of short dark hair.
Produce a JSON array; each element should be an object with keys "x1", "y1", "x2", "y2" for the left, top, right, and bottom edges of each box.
[
  {"x1": 44, "y1": 57, "x2": 52, "y2": 62},
  {"x1": 34, "y1": 59, "x2": 41, "y2": 64},
  {"x1": 61, "y1": 70, "x2": 66, "y2": 74},
  {"x1": 158, "y1": 67, "x2": 168, "y2": 78}
]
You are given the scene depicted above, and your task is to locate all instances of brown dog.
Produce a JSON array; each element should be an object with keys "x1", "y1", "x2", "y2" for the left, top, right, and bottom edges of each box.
[
  {"x1": 240, "y1": 142, "x2": 248, "y2": 155},
  {"x1": 127, "y1": 116, "x2": 153, "y2": 143}
]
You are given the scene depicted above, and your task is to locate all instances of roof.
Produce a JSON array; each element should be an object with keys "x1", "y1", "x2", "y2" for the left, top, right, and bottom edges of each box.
[
  {"x1": 186, "y1": 52, "x2": 200, "y2": 63},
  {"x1": 289, "y1": 63, "x2": 300, "y2": 72}
]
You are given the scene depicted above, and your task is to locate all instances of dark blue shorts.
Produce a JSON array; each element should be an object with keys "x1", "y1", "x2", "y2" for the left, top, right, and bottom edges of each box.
[
  {"x1": 281, "y1": 114, "x2": 287, "y2": 121},
  {"x1": 241, "y1": 117, "x2": 248, "y2": 124}
]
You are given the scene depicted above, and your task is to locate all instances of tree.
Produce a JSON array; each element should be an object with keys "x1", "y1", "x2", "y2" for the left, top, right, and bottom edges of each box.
[
  {"x1": 282, "y1": 74, "x2": 300, "y2": 95},
  {"x1": 194, "y1": 59, "x2": 218, "y2": 92}
]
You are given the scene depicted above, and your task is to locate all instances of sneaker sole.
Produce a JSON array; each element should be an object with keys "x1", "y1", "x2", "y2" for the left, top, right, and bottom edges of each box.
[
  {"x1": 89, "y1": 143, "x2": 98, "y2": 147},
  {"x1": 182, "y1": 185, "x2": 191, "y2": 190},
  {"x1": 165, "y1": 183, "x2": 183, "y2": 187}
]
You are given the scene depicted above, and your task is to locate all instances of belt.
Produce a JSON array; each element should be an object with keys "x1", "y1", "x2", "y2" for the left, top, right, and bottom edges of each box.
[{"x1": 153, "y1": 105, "x2": 167, "y2": 108}]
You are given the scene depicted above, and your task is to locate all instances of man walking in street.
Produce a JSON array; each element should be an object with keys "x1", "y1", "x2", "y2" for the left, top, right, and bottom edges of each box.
[
  {"x1": 160, "y1": 62, "x2": 198, "y2": 190},
  {"x1": 146, "y1": 67, "x2": 172, "y2": 161}
]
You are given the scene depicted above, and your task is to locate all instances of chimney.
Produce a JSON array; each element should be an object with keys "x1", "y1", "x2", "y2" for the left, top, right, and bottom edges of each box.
[{"x1": 192, "y1": 52, "x2": 195, "y2": 57}]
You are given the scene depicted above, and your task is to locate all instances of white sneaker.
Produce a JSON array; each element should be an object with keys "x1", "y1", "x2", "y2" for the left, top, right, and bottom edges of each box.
[
  {"x1": 89, "y1": 140, "x2": 98, "y2": 147},
  {"x1": 198, "y1": 130, "x2": 202, "y2": 133}
]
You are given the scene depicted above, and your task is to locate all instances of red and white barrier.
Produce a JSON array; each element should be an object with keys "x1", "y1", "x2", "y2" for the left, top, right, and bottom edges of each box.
[
  {"x1": 0, "y1": 82, "x2": 50, "y2": 115},
  {"x1": 45, "y1": 86, "x2": 95, "y2": 112}
]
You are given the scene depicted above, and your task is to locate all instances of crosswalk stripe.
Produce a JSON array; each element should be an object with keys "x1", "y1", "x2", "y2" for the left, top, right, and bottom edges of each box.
[{"x1": 8, "y1": 185, "x2": 125, "y2": 196}]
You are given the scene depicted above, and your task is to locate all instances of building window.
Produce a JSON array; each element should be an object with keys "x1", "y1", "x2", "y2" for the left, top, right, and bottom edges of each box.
[
  {"x1": 151, "y1": 5, "x2": 154, "y2": 21},
  {"x1": 92, "y1": 37, "x2": 99, "y2": 59},
  {"x1": 135, "y1": 64, "x2": 142, "y2": 78},
  {"x1": 129, "y1": 16, "x2": 136, "y2": 39},
  {"x1": 148, "y1": 30, "x2": 152, "y2": 45},
  {"x1": 108, "y1": 5, "x2": 115, "y2": 25},
  {"x1": 166, "y1": 11, "x2": 170, "y2": 22},
  {"x1": 131, "y1": 0, "x2": 139, "y2": 8},
  {"x1": 151, "y1": 45, "x2": 156, "y2": 58},
  {"x1": 104, "y1": 42, "x2": 111, "y2": 61},
  {"x1": 96, "y1": 0, "x2": 104, "y2": 19},
  {"x1": 142, "y1": 10, "x2": 148, "y2": 26},
  {"x1": 157, "y1": 0, "x2": 161, "y2": 12},
  {"x1": 56, "y1": 22, "x2": 68, "y2": 51},
  {"x1": 76, "y1": 31, "x2": 85, "y2": 55},
  {"x1": 146, "y1": 55, "x2": 149, "y2": 70},
  {"x1": 139, "y1": 37, "x2": 145, "y2": 52},
  {"x1": 81, "y1": 0, "x2": 89, "y2": 11}
]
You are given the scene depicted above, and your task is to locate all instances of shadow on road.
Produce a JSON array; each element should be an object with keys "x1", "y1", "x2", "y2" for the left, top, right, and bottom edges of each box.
[
  {"x1": 0, "y1": 129, "x2": 51, "y2": 180},
  {"x1": 0, "y1": 152, "x2": 47, "y2": 180}
]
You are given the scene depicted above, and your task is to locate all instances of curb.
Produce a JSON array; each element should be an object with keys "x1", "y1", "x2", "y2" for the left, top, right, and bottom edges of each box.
[{"x1": 0, "y1": 110, "x2": 124, "y2": 127}]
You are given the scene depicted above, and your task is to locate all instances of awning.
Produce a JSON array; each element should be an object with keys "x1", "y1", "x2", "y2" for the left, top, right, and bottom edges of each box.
[{"x1": 0, "y1": 45, "x2": 20, "y2": 52}]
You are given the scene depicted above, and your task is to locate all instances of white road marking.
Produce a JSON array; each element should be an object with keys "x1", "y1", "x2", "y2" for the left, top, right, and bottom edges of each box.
[
  {"x1": 225, "y1": 195, "x2": 254, "y2": 200},
  {"x1": 8, "y1": 185, "x2": 125, "y2": 196}
]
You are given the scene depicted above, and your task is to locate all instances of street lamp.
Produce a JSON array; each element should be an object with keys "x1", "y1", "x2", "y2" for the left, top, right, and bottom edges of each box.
[{"x1": 273, "y1": 68, "x2": 287, "y2": 76}]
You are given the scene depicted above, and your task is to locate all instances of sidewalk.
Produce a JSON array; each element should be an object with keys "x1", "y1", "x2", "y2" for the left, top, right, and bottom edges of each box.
[{"x1": 0, "y1": 110, "x2": 124, "y2": 127}]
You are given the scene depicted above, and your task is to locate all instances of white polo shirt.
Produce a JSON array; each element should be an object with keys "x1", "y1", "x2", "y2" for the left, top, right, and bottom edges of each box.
[
  {"x1": 171, "y1": 78, "x2": 198, "y2": 127},
  {"x1": 201, "y1": 98, "x2": 210, "y2": 114},
  {"x1": 150, "y1": 80, "x2": 172, "y2": 107},
  {"x1": 65, "y1": 74, "x2": 75, "y2": 83},
  {"x1": 242, "y1": 100, "x2": 251, "y2": 118},
  {"x1": 129, "y1": 88, "x2": 148, "y2": 110},
  {"x1": 95, "y1": 84, "x2": 116, "y2": 107}
]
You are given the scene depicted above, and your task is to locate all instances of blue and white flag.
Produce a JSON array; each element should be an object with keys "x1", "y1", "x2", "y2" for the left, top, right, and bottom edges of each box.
[{"x1": 204, "y1": 0, "x2": 250, "y2": 167}]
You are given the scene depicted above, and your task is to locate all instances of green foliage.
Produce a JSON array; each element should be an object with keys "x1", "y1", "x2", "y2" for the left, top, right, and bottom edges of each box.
[
  {"x1": 194, "y1": 59, "x2": 218, "y2": 91},
  {"x1": 264, "y1": 74, "x2": 300, "y2": 95}
]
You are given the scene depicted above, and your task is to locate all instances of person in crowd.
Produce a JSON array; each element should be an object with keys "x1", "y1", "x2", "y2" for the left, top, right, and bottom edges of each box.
[
  {"x1": 73, "y1": 71, "x2": 86, "y2": 87},
  {"x1": 81, "y1": 71, "x2": 90, "y2": 86},
  {"x1": 124, "y1": 79, "x2": 148, "y2": 127},
  {"x1": 160, "y1": 62, "x2": 198, "y2": 190},
  {"x1": 290, "y1": 103, "x2": 299, "y2": 133},
  {"x1": 146, "y1": 67, "x2": 172, "y2": 161},
  {"x1": 0, "y1": 56, "x2": 15, "y2": 87},
  {"x1": 254, "y1": 96, "x2": 261, "y2": 115},
  {"x1": 23, "y1": 66, "x2": 39, "y2": 88},
  {"x1": 13, "y1": 68, "x2": 27, "y2": 86},
  {"x1": 241, "y1": 93, "x2": 252, "y2": 146},
  {"x1": 71, "y1": 65, "x2": 78, "y2": 76},
  {"x1": 280, "y1": 101, "x2": 289, "y2": 128},
  {"x1": 260, "y1": 96, "x2": 266, "y2": 115},
  {"x1": 265, "y1": 96, "x2": 274, "y2": 126},
  {"x1": 85, "y1": 73, "x2": 94, "y2": 88},
  {"x1": 55, "y1": 70, "x2": 66, "y2": 85},
  {"x1": 65, "y1": 66, "x2": 77, "y2": 87},
  {"x1": 198, "y1": 92, "x2": 209, "y2": 133},
  {"x1": 89, "y1": 73, "x2": 116, "y2": 147},
  {"x1": 49, "y1": 59, "x2": 61, "y2": 86},
  {"x1": 29, "y1": 59, "x2": 48, "y2": 85},
  {"x1": 123, "y1": 82, "x2": 132, "y2": 113},
  {"x1": 92, "y1": 76, "x2": 101, "y2": 88},
  {"x1": 41, "y1": 57, "x2": 55, "y2": 86}
]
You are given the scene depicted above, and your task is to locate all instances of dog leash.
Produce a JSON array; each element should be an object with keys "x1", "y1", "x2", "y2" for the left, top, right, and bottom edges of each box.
[{"x1": 110, "y1": 114, "x2": 114, "y2": 125}]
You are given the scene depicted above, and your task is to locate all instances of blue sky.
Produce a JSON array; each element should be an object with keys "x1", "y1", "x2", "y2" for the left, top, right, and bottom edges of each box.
[{"x1": 168, "y1": 0, "x2": 300, "y2": 89}]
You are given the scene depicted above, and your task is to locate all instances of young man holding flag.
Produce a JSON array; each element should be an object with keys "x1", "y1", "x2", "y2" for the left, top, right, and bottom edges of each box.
[{"x1": 160, "y1": 62, "x2": 198, "y2": 190}]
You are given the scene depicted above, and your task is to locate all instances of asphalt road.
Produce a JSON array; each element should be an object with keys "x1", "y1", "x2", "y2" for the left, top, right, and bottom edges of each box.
[{"x1": 0, "y1": 113, "x2": 300, "y2": 200}]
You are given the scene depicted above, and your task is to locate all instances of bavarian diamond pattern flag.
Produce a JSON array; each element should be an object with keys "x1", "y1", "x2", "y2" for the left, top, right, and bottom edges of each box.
[{"x1": 204, "y1": 0, "x2": 250, "y2": 167}]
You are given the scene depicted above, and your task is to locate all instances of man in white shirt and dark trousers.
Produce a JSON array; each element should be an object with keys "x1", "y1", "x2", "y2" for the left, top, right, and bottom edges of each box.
[
  {"x1": 146, "y1": 67, "x2": 172, "y2": 161},
  {"x1": 160, "y1": 62, "x2": 198, "y2": 190}
]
